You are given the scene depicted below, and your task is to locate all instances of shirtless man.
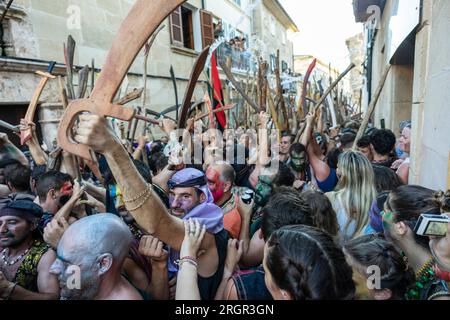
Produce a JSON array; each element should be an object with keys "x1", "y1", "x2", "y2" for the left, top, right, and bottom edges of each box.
[
  {"x1": 49, "y1": 213, "x2": 142, "y2": 300},
  {"x1": 73, "y1": 115, "x2": 226, "y2": 299},
  {"x1": 0, "y1": 199, "x2": 59, "y2": 300}
]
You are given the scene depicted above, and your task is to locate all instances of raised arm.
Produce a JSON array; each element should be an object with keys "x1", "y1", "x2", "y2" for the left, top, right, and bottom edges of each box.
[
  {"x1": 176, "y1": 219, "x2": 206, "y2": 300},
  {"x1": 138, "y1": 235, "x2": 169, "y2": 300},
  {"x1": 52, "y1": 181, "x2": 86, "y2": 221},
  {"x1": 235, "y1": 197, "x2": 263, "y2": 267},
  {"x1": 132, "y1": 135, "x2": 147, "y2": 160},
  {"x1": 21, "y1": 120, "x2": 48, "y2": 166},
  {"x1": 249, "y1": 112, "x2": 271, "y2": 188},
  {"x1": 303, "y1": 113, "x2": 331, "y2": 182},
  {"x1": 82, "y1": 180, "x2": 106, "y2": 203},
  {"x1": 0, "y1": 133, "x2": 28, "y2": 167},
  {"x1": 74, "y1": 114, "x2": 186, "y2": 249}
]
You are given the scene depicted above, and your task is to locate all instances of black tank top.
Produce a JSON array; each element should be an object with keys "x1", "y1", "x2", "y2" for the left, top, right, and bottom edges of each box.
[{"x1": 198, "y1": 228, "x2": 229, "y2": 300}]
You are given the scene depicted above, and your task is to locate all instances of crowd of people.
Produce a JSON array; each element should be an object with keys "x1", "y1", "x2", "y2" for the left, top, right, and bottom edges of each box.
[{"x1": 0, "y1": 109, "x2": 449, "y2": 301}]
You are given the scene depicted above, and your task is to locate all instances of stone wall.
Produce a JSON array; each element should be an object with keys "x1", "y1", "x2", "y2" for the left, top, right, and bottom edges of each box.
[
  {"x1": 1, "y1": 0, "x2": 297, "y2": 142},
  {"x1": 370, "y1": 0, "x2": 414, "y2": 133},
  {"x1": 1, "y1": 0, "x2": 207, "y2": 114},
  {"x1": 346, "y1": 33, "x2": 365, "y2": 112},
  {"x1": 411, "y1": 0, "x2": 450, "y2": 190},
  {"x1": 257, "y1": 3, "x2": 294, "y2": 71},
  {"x1": 368, "y1": 0, "x2": 450, "y2": 189}
]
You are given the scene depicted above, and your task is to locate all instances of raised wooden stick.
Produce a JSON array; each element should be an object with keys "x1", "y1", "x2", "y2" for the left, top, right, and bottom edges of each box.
[
  {"x1": 58, "y1": 76, "x2": 69, "y2": 109},
  {"x1": 311, "y1": 63, "x2": 355, "y2": 117},
  {"x1": 353, "y1": 65, "x2": 392, "y2": 149},
  {"x1": 219, "y1": 61, "x2": 260, "y2": 113},
  {"x1": 63, "y1": 35, "x2": 76, "y2": 100},
  {"x1": 115, "y1": 87, "x2": 144, "y2": 105},
  {"x1": 0, "y1": 0, "x2": 14, "y2": 24},
  {"x1": 297, "y1": 58, "x2": 317, "y2": 119},
  {"x1": 267, "y1": 84, "x2": 282, "y2": 133},
  {"x1": 194, "y1": 104, "x2": 236, "y2": 121},
  {"x1": 275, "y1": 50, "x2": 289, "y2": 132},
  {"x1": 293, "y1": 63, "x2": 355, "y2": 144},
  {"x1": 134, "y1": 114, "x2": 160, "y2": 125},
  {"x1": 142, "y1": 24, "x2": 165, "y2": 109},
  {"x1": 21, "y1": 70, "x2": 56, "y2": 145}
]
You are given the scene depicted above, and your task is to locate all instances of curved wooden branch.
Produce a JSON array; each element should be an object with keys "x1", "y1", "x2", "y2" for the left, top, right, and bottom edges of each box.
[
  {"x1": 57, "y1": 0, "x2": 187, "y2": 160},
  {"x1": 21, "y1": 71, "x2": 56, "y2": 145},
  {"x1": 219, "y1": 61, "x2": 260, "y2": 113},
  {"x1": 297, "y1": 58, "x2": 316, "y2": 119},
  {"x1": 177, "y1": 45, "x2": 210, "y2": 129},
  {"x1": 353, "y1": 65, "x2": 391, "y2": 150}
]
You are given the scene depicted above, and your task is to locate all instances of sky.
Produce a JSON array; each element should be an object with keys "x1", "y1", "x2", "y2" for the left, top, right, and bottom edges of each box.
[{"x1": 279, "y1": 0, "x2": 364, "y2": 72}]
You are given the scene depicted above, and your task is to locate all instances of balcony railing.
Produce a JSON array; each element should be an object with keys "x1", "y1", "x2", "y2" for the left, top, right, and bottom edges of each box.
[{"x1": 216, "y1": 42, "x2": 254, "y2": 73}]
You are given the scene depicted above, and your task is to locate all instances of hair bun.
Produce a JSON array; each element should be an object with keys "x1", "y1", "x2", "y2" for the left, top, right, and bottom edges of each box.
[
  {"x1": 435, "y1": 190, "x2": 450, "y2": 212},
  {"x1": 442, "y1": 190, "x2": 450, "y2": 212}
]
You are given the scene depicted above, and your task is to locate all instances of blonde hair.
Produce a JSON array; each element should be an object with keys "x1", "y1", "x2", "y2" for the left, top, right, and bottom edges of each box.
[{"x1": 328, "y1": 150, "x2": 377, "y2": 238}]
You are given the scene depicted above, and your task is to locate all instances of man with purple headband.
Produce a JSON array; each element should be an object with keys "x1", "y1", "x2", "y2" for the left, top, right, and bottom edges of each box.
[
  {"x1": 74, "y1": 114, "x2": 230, "y2": 300},
  {"x1": 166, "y1": 168, "x2": 228, "y2": 299}
]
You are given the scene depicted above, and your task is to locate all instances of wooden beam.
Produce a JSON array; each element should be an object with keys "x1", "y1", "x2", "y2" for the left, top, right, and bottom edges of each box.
[{"x1": 353, "y1": 65, "x2": 391, "y2": 149}]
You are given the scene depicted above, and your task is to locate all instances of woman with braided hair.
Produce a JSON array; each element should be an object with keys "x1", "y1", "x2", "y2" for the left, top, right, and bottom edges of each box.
[
  {"x1": 262, "y1": 225, "x2": 355, "y2": 300},
  {"x1": 426, "y1": 190, "x2": 450, "y2": 281},
  {"x1": 343, "y1": 234, "x2": 415, "y2": 300},
  {"x1": 381, "y1": 185, "x2": 450, "y2": 300}
]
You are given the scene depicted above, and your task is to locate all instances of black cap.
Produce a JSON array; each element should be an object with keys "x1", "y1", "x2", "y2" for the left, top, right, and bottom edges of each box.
[{"x1": 0, "y1": 199, "x2": 44, "y2": 221}]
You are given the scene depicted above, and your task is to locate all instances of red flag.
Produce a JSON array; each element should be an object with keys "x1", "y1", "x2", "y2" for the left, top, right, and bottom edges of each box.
[{"x1": 210, "y1": 52, "x2": 226, "y2": 130}]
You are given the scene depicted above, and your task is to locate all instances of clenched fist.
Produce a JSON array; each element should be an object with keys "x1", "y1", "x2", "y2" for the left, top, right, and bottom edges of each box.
[
  {"x1": 43, "y1": 217, "x2": 69, "y2": 249},
  {"x1": 74, "y1": 114, "x2": 120, "y2": 154},
  {"x1": 139, "y1": 235, "x2": 168, "y2": 266}
]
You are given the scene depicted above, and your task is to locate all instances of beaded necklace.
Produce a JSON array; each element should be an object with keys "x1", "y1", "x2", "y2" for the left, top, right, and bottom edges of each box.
[
  {"x1": 405, "y1": 257, "x2": 436, "y2": 300},
  {"x1": 1, "y1": 247, "x2": 31, "y2": 266}
]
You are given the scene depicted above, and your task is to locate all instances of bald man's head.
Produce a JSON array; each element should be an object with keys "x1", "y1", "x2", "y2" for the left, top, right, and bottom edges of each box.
[
  {"x1": 206, "y1": 163, "x2": 235, "y2": 204},
  {"x1": 210, "y1": 163, "x2": 235, "y2": 184},
  {"x1": 59, "y1": 213, "x2": 132, "y2": 263},
  {"x1": 50, "y1": 214, "x2": 132, "y2": 300}
]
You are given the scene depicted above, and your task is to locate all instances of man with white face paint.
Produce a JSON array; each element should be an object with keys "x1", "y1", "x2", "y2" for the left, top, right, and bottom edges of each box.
[{"x1": 49, "y1": 213, "x2": 142, "y2": 300}]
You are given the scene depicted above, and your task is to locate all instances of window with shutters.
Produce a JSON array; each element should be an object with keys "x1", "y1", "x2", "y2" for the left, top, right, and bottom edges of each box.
[
  {"x1": 170, "y1": 6, "x2": 195, "y2": 50},
  {"x1": 200, "y1": 10, "x2": 214, "y2": 48},
  {"x1": 170, "y1": 6, "x2": 184, "y2": 47},
  {"x1": 181, "y1": 6, "x2": 194, "y2": 50}
]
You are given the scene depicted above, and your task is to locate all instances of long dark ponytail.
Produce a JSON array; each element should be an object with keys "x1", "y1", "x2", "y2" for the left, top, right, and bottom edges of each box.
[{"x1": 266, "y1": 225, "x2": 355, "y2": 300}]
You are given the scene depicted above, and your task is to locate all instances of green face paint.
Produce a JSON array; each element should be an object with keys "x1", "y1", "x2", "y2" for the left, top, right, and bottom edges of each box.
[
  {"x1": 381, "y1": 210, "x2": 394, "y2": 231},
  {"x1": 290, "y1": 152, "x2": 307, "y2": 172},
  {"x1": 254, "y1": 176, "x2": 272, "y2": 207}
]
